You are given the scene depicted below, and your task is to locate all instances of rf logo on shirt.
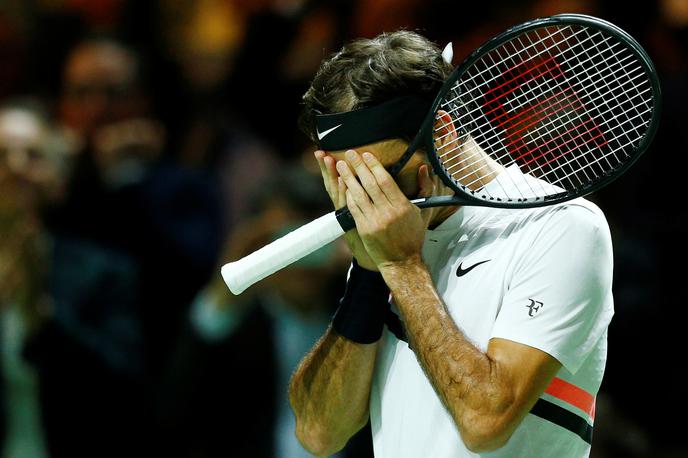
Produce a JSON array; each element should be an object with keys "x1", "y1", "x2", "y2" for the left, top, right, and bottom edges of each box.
[{"x1": 526, "y1": 299, "x2": 544, "y2": 317}]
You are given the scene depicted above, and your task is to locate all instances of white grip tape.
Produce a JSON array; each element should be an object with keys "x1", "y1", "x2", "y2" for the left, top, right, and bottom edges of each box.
[{"x1": 221, "y1": 211, "x2": 345, "y2": 295}]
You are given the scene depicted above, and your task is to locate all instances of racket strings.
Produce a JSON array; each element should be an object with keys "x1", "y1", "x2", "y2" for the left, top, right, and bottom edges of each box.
[
  {"x1": 440, "y1": 48, "x2": 646, "y2": 194},
  {"x1": 522, "y1": 27, "x2": 612, "y2": 186},
  {"x1": 465, "y1": 27, "x2": 650, "y2": 188},
  {"x1": 601, "y1": 36, "x2": 652, "y2": 143},
  {"x1": 539, "y1": 111, "x2": 652, "y2": 185},
  {"x1": 514, "y1": 103, "x2": 652, "y2": 185},
  {"x1": 436, "y1": 25, "x2": 580, "y2": 115},
  {"x1": 437, "y1": 28, "x2": 617, "y2": 154},
  {"x1": 450, "y1": 28, "x2": 581, "y2": 199},
  {"x1": 545, "y1": 26, "x2": 652, "y2": 180},
  {"x1": 432, "y1": 24, "x2": 654, "y2": 202},
  {"x1": 437, "y1": 27, "x2": 648, "y2": 151},
  {"x1": 433, "y1": 41, "x2": 628, "y2": 173},
  {"x1": 463, "y1": 29, "x2": 585, "y2": 199},
  {"x1": 435, "y1": 25, "x2": 587, "y2": 133},
  {"x1": 441, "y1": 65, "x2": 649, "y2": 177},
  {"x1": 459, "y1": 27, "x2": 635, "y2": 193},
  {"x1": 435, "y1": 27, "x2": 621, "y2": 187},
  {"x1": 554, "y1": 31, "x2": 616, "y2": 182}
]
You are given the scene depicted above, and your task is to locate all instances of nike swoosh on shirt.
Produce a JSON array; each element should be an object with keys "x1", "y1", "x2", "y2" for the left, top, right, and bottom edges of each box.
[
  {"x1": 456, "y1": 259, "x2": 491, "y2": 277},
  {"x1": 317, "y1": 124, "x2": 342, "y2": 140}
]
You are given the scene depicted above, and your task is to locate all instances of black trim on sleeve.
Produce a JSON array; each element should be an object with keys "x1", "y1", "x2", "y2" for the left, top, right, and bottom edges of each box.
[{"x1": 530, "y1": 399, "x2": 593, "y2": 445}]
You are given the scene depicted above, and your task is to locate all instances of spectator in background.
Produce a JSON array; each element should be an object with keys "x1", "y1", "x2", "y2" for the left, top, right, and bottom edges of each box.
[
  {"x1": 56, "y1": 38, "x2": 165, "y2": 190},
  {"x1": 158, "y1": 166, "x2": 373, "y2": 458},
  {"x1": 57, "y1": 38, "x2": 147, "y2": 145},
  {"x1": 0, "y1": 101, "x2": 60, "y2": 458},
  {"x1": 48, "y1": 37, "x2": 224, "y2": 387},
  {"x1": 49, "y1": 37, "x2": 163, "y2": 243},
  {"x1": 156, "y1": 0, "x2": 280, "y2": 226},
  {"x1": 0, "y1": 100, "x2": 147, "y2": 458}
]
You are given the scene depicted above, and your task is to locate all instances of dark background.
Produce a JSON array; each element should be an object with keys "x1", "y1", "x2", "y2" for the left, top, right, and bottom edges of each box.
[{"x1": 0, "y1": 0, "x2": 684, "y2": 457}]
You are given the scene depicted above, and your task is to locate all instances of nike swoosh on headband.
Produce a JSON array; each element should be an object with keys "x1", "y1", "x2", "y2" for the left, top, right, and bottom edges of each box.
[
  {"x1": 313, "y1": 95, "x2": 435, "y2": 151},
  {"x1": 317, "y1": 124, "x2": 342, "y2": 140}
]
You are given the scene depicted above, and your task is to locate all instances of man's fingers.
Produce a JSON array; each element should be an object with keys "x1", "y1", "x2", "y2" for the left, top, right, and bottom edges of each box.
[
  {"x1": 336, "y1": 159, "x2": 374, "y2": 214},
  {"x1": 314, "y1": 150, "x2": 326, "y2": 174},
  {"x1": 325, "y1": 155, "x2": 347, "y2": 207},
  {"x1": 362, "y1": 152, "x2": 408, "y2": 205},
  {"x1": 337, "y1": 177, "x2": 346, "y2": 209},
  {"x1": 417, "y1": 164, "x2": 435, "y2": 198},
  {"x1": 314, "y1": 150, "x2": 331, "y2": 191},
  {"x1": 345, "y1": 150, "x2": 390, "y2": 206},
  {"x1": 345, "y1": 188, "x2": 365, "y2": 230},
  {"x1": 314, "y1": 150, "x2": 338, "y2": 202},
  {"x1": 324, "y1": 155, "x2": 339, "y2": 181}
]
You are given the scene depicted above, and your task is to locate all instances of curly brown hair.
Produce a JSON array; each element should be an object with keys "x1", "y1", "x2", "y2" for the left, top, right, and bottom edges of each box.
[{"x1": 298, "y1": 30, "x2": 453, "y2": 144}]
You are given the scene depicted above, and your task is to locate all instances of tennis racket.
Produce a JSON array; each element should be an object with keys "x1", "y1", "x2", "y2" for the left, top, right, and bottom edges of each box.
[{"x1": 222, "y1": 13, "x2": 661, "y2": 294}]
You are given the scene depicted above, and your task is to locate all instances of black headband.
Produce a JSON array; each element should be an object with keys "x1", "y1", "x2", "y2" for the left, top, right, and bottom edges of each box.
[{"x1": 314, "y1": 95, "x2": 434, "y2": 151}]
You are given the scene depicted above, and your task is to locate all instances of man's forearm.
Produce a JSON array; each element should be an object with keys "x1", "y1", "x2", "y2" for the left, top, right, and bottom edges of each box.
[
  {"x1": 289, "y1": 326, "x2": 378, "y2": 456},
  {"x1": 379, "y1": 256, "x2": 519, "y2": 451}
]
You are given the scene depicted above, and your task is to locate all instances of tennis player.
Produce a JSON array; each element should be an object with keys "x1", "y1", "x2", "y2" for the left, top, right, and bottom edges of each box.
[{"x1": 289, "y1": 31, "x2": 613, "y2": 458}]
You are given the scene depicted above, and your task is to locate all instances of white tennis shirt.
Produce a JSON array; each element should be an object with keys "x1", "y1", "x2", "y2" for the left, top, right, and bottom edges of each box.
[{"x1": 369, "y1": 166, "x2": 614, "y2": 457}]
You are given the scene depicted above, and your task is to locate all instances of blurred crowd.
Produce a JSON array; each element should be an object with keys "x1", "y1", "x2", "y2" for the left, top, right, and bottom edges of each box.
[{"x1": 0, "y1": 0, "x2": 685, "y2": 457}]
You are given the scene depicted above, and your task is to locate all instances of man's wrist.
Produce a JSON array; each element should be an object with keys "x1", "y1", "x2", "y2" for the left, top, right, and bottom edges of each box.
[
  {"x1": 332, "y1": 258, "x2": 390, "y2": 344},
  {"x1": 378, "y1": 254, "x2": 428, "y2": 284},
  {"x1": 378, "y1": 255, "x2": 437, "y2": 320}
]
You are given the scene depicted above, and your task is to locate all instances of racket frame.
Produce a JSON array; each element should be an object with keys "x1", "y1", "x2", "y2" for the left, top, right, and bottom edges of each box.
[{"x1": 415, "y1": 13, "x2": 661, "y2": 209}]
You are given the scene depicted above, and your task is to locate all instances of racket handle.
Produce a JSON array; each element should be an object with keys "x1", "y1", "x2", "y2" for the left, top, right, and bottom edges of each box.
[{"x1": 221, "y1": 211, "x2": 345, "y2": 295}]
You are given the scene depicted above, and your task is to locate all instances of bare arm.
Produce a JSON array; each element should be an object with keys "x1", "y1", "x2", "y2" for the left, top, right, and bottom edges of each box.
[
  {"x1": 336, "y1": 149, "x2": 561, "y2": 452},
  {"x1": 288, "y1": 150, "x2": 381, "y2": 455},
  {"x1": 288, "y1": 326, "x2": 377, "y2": 456},
  {"x1": 379, "y1": 258, "x2": 560, "y2": 451}
]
